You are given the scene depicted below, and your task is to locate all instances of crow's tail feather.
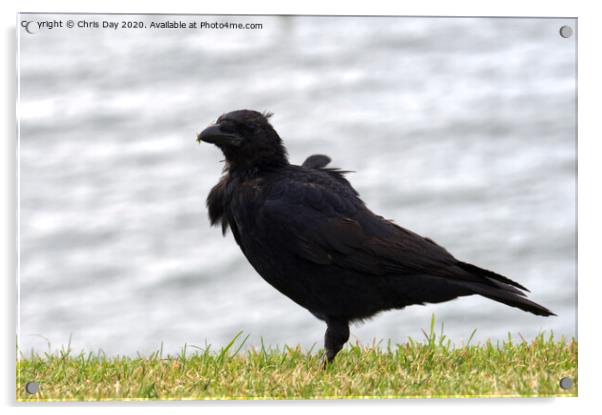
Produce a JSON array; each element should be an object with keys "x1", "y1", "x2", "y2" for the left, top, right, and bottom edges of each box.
[
  {"x1": 454, "y1": 261, "x2": 556, "y2": 317},
  {"x1": 457, "y1": 261, "x2": 529, "y2": 292},
  {"x1": 464, "y1": 282, "x2": 556, "y2": 316}
]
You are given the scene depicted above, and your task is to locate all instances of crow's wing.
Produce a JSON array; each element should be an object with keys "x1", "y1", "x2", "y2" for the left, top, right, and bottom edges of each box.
[
  {"x1": 259, "y1": 173, "x2": 529, "y2": 292},
  {"x1": 260, "y1": 175, "x2": 458, "y2": 277},
  {"x1": 302, "y1": 154, "x2": 331, "y2": 169}
]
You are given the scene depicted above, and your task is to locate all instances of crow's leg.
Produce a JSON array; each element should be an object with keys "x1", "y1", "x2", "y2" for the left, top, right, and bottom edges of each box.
[{"x1": 322, "y1": 318, "x2": 349, "y2": 366}]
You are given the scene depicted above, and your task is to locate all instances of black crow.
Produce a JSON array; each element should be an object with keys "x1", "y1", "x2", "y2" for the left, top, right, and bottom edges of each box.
[{"x1": 197, "y1": 109, "x2": 555, "y2": 364}]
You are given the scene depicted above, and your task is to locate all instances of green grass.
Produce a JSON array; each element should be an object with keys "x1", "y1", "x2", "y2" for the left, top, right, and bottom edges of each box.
[{"x1": 16, "y1": 317, "x2": 577, "y2": 401}]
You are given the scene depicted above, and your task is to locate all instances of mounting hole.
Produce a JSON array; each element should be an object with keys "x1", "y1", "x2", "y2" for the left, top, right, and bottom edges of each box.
[
  {"x1": 559, "y1": 377, "x2": 573, "y2": 390},
  {"x1": 559, "y1": 25, "x2": 573, "y2": 38},
  {"x1": 25, "y1": 381, "x2": 39, "y2": 394}
]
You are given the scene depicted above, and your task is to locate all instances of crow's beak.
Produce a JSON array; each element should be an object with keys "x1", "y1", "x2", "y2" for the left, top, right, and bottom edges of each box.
[{"x1": 197, "y1": 124, "x2": 243, "y2": 147}]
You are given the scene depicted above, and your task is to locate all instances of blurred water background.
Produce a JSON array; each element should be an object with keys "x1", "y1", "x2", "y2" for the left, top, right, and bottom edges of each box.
[{"x1": 18, "y1": 15, "x2": 576, "y2": 357}]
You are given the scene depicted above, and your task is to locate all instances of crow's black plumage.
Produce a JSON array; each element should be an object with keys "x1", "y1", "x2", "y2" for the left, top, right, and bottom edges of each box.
[{"x1": 197, "y1": 109, "x2": 555, "y2": 364}]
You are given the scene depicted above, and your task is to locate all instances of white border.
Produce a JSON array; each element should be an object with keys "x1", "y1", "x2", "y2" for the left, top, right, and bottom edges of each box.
[
  {"x1": 4, "y1": 1, "x2": 601, "y2": 414},
  {"x1": 15, "y1": 11, "x2": 21, "y2": 369}
]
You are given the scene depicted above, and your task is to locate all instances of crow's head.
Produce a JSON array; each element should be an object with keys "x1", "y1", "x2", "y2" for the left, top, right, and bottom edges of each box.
[{"x1": 197, "y1": 110, "x2": 288, "y2": 169}]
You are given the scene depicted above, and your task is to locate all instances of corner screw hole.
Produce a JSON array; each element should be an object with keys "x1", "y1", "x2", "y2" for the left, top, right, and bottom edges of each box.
[
  {"x1": 25, "y1": 381, "x2": 39, "y2": 394},
  {"x1": 559, "y1": 25, "x2": 573, "y2": 38},
  {"x1": 559, "y1": 377, "x2": 573, "y2": 390}
]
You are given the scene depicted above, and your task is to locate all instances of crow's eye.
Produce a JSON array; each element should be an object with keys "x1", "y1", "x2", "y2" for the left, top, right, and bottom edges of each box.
[{"x1": 219, "y1": 122, "x2": 237, "y2": 134}]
